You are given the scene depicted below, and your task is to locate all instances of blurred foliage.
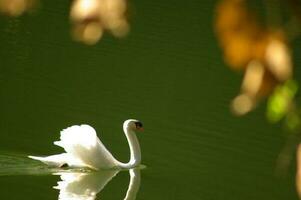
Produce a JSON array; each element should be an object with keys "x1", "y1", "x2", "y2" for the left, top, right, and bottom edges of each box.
[
  {"x1": 70, "y1": 0, "x2": 129, "y2": 45},
  {"x1": 215, "y1": 0, "x2": 293, "y2": 116},
  {"x1": 214, "y1": 0, "x2": 301, "y2": 133},
  {"x1": 214, "y1": 0, "x2": 301, "y2": 198},
  {"x1": 0, "y1": 0, "x2": 129, "y2": 45},
  {"x1": 214, "y1": 1, "x2": 301, "y2": 135},
  {"x1": 267, "y1": 80, "x2": 298, "y2": 123},
  {"x1": 0, "y1": 0, "x2": 36, "y2": 17}
]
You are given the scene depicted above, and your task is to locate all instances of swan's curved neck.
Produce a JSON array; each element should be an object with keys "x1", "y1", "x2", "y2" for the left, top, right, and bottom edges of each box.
[{"x1": 117, "y1": 125, "x2": 141, "y2": 169}]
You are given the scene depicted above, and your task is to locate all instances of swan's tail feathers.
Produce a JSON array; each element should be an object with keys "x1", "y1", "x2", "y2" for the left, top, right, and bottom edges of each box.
[{"x1": 28, "y1": 154, "x2": 69, "y2": 167}]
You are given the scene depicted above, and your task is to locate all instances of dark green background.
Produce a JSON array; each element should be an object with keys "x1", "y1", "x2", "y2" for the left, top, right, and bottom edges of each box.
[{"x1": 0, "y1": 0, "x2": 299, "y2": 199}]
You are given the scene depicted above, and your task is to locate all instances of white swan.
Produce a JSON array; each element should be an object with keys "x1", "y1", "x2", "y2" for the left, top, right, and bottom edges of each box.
[{"x1": 28, "y1": 119, "x2": 143, "y2": 170}]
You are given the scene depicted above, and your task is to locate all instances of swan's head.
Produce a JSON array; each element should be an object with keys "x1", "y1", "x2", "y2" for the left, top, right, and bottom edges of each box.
[{"x1": 124, "y1": 119, "x2": 144, "y2": 132}]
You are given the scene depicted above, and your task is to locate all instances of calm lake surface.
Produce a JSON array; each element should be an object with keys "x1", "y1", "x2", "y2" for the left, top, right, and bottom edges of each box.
[{"x1": 0, "y1": 0, "x2": 299, "y2": 199}]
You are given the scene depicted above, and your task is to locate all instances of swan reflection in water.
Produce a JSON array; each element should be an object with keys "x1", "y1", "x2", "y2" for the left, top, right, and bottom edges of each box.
[{"x1": 53, "y1": 168, "x2": 141, "y2": 200}]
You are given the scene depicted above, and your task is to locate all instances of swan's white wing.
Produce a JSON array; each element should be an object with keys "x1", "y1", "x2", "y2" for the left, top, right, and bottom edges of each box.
[{"x1": 54, "y1": 125, "x2": 119, "y2": 169}]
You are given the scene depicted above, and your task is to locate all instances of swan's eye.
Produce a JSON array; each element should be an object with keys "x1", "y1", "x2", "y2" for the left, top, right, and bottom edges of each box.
[{"x1": 134, "y1": 121, "x2": 143, "y2": 131}]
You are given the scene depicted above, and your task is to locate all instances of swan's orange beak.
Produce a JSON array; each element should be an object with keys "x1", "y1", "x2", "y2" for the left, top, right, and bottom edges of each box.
[
  {"x1": 137, "y1": 127, "x2": 144, "y2": 132},
  {"x1": 135, "y1": 121, "x2": 144, "y2": 132}
]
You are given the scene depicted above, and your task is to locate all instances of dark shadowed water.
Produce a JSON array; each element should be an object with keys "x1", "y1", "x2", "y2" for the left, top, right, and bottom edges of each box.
[{"x1": 0, "y1": 0, "x2": 299, "y2": 199}]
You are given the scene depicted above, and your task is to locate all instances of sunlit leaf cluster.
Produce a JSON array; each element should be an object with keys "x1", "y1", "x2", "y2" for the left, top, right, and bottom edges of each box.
[
  {"x1": 0, "y1": 0, "x2": 129, "y2": 45},
  {"x1": 215, "y1": 0, "x2": 301, "y2": 198},
  {"x1": 215, "y1": 0, "x2": 293, "y2": 116}
]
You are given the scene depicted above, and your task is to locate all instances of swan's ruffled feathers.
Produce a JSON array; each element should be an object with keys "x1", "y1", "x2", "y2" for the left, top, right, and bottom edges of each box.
[
  {"x1": 54, "y1": 125, "x2": 119, "y2": 169},
  {"x1": 54, "y1": 125, "x2": 97, "y2": 151}
]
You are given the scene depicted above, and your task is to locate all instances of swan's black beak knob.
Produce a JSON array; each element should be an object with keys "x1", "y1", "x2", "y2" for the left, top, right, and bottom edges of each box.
[{"x1": 135, "y1": 121, "x2": 144, "y2": 131}]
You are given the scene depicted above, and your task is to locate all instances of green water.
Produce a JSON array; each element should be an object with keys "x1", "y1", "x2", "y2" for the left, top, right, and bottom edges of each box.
[{"x1": 0, "y1": 0, "x2": 299, "y2": 199}]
